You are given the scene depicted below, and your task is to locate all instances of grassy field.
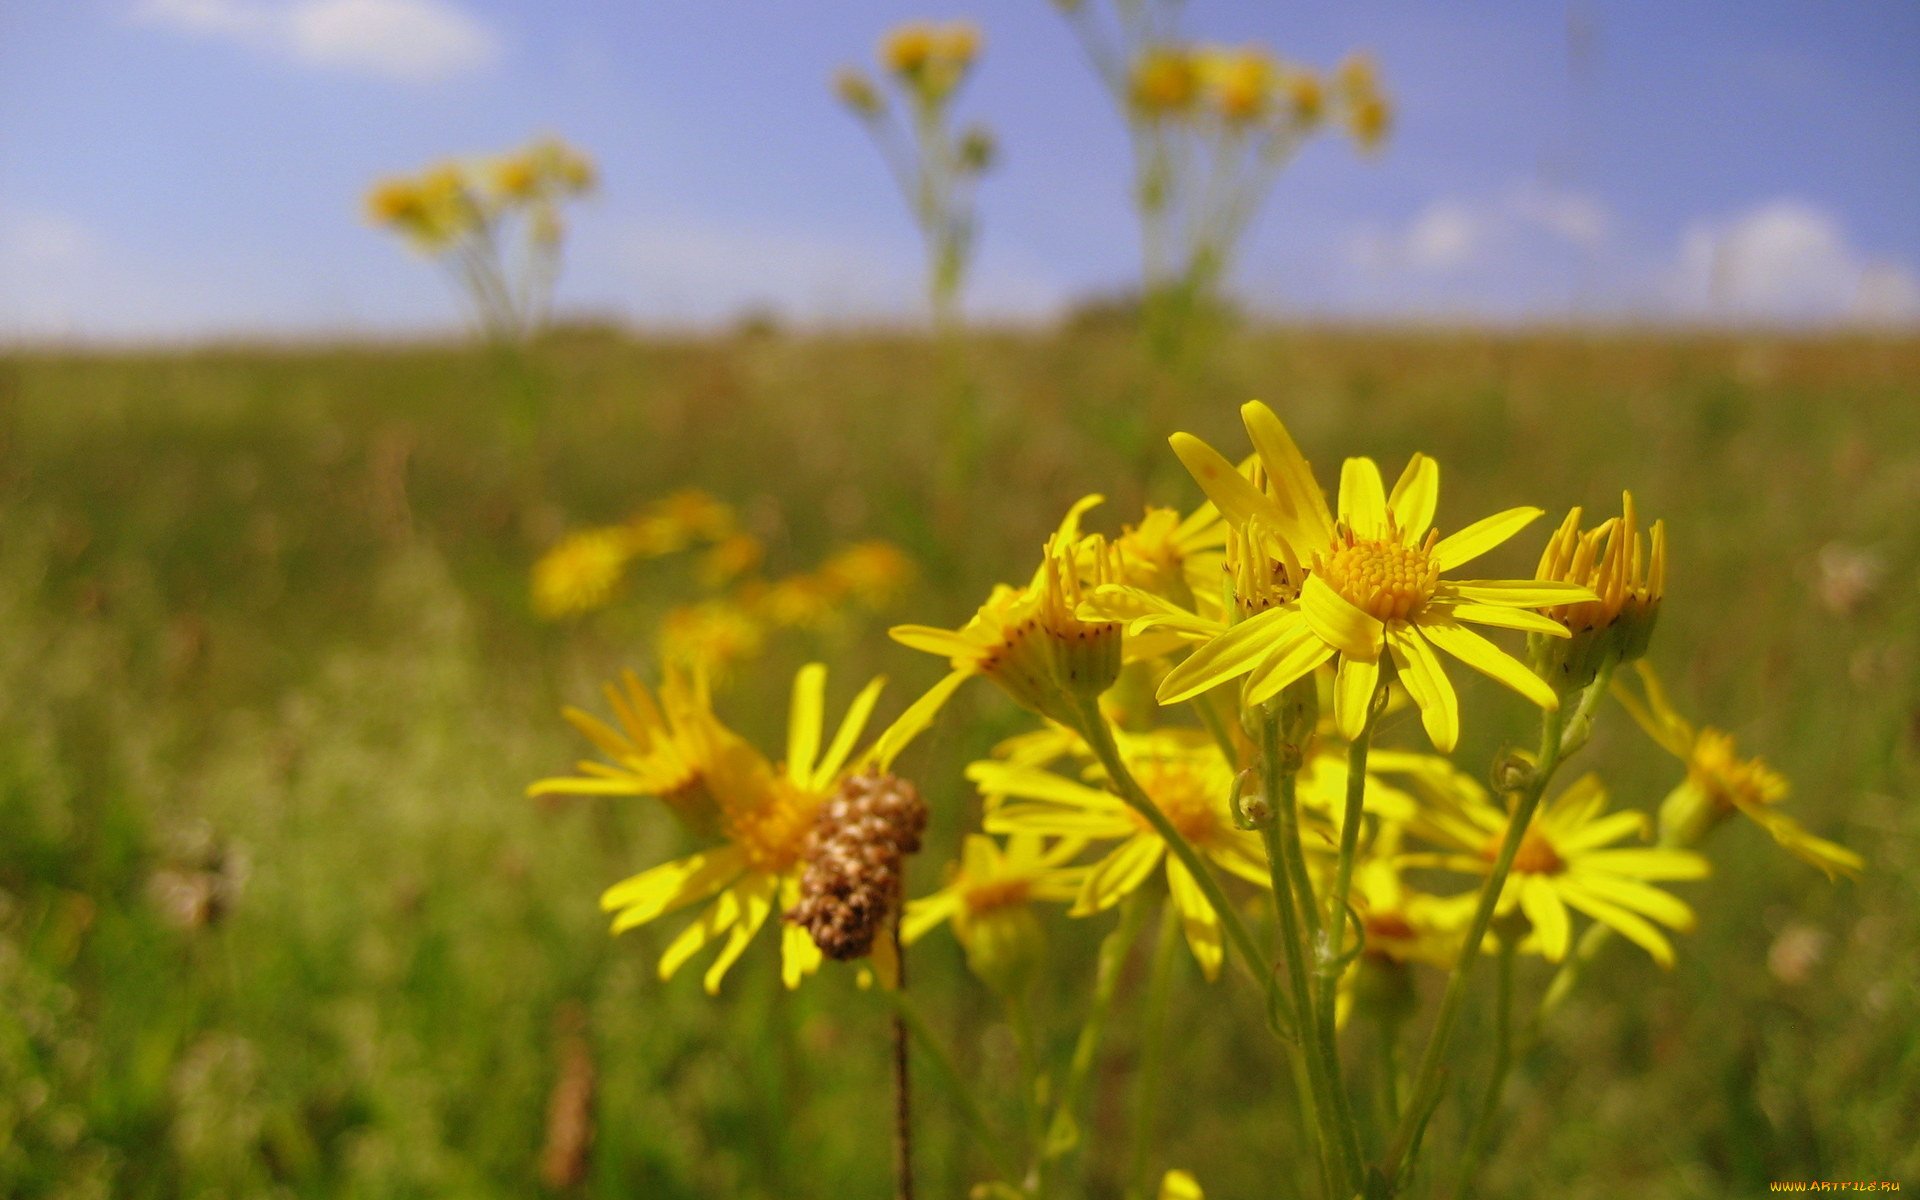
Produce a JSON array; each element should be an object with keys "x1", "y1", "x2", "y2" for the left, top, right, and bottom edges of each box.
[{"x1": 1, "y1": 327, "x2": 1916, "y2": 1198}]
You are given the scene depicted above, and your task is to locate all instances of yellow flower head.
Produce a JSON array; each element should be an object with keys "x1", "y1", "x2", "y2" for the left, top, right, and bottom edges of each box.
[
  {"x1": 1283, "y1": 69, "x2": 1326, "y2": 125},
  {"x1": 490, "y1": 152, "x2": 541, "y2": 203},
  {"x1": 1199, "y1": 45, "x2": 1277, "y2": 123},
  {"x1": 659, "y1": 601, "x2": 767, "y2": 680},
  {"x1": 892, "y1": 496, "x2": 1121, "y2": 723},
  {"x1": 1160, "y1": 401, "x2": 1595, "y2": 751},
  {"x1": 1130, "y1": 46, "x2": 1199, "y2": 116},
  {"x1": 540, "y1": 664, "x2": 941, "y2": 993},
  {"x1": 815, "y1": 540, "x2": 916, "y2": 609},
  {"x1": 1615, "y1": 663, "x2": 1863, "y2": 878},
  {"x1": 531, "y1": 526, "x2": 635, "y2": 620},
  {"x1": 1533, "y1": 492, "x2": 1666, "y2": 687},
  {"x1": 696, "y1": 532, "x2": 765, "y2": 589},
  {"x1": 903, "y1": 833, "x2": 1085, "y2": 992},
  {"x1": 527, "y1": 665, "x2": 726, "y2": 828},
  {"x1": 648, "y1": 488, "x2": 738, "y2": 544},
  {"x1": 972, "y1": 729, "x2": 1275, "y2": 980},
  {"x1": 833, "y1": 65, "x2": 885, "y2": 115},
  {"x1": 1335, "y1": 54, "x2": 1392, "y2": 150},
  {"x1": 881, "y1": 22, "x2": 936, "y2": 75},
  {"x1": 1403, "y1": 773, "x2": 1709, "y2": 965},
  {"x1": 750, "y1": 573, "x2": 841, "y2": 631},
  {"x1": 365, "y1": 177, "x2": 424, "y2": 228}
]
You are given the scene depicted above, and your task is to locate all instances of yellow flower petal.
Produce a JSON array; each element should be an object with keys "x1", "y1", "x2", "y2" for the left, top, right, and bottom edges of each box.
[
  {"x1": 1444, "y1": 580, "x2": 1597, "y2": 607},
  {"x1": 780, "y1": 874, "x2": 823, "y2": 987},
  {"x1": 1333, "y1": 653, "x2": 1380, "y2": 740},
  {"x1": 1167, "y1": 858, "x2": 1224, "y2": 981},
  {"x1": 1338, "y1": 456, "x2": 1388, "y2": 537},
  {"x1": 1301, "y1": 574, "x2": 1384, "y2": 659},
  {"x1": 1169, "y1": 432, "x2": 1286, "y2": 531},
  {"x1": 1386, "y1": 452, "x2": 1439, "y2": 541},
  {"x1": 1072, "y1": 837, "x2": 1165, "y2": 915},
  {"x1": 1240, "y1": 616, "x2": 1336, "y2": 707},
  {"x1": 1160, "y1": 1169, "x2": 1205, "y2": 1200},
  {"x1": 1240, "y1": 400, "x2": 1334, "y2": 545},
  {"x1": 968, "y1": 761, "x2": 1130, "y2": 812},
  {"x1": 786, "y1": 663, "x2": 827, "y2": 788},
  {"x1": 1431, "y1": 506, "x2": 1542, "y2": 571},
  {"x1": 889, "y1": 625, "x2": 979, "y2": 660},
  {"x1": 703, "y1": 874, "x2": 776, "y2": 994},
  {"x1": 659, "y1": 885, "x2": 743, "y2": 981},
  {"x1": 1557, "y1": 881, "x2": 1676, "y2": 966},
  {"x1": 1566, "y1": 872, "x2": 1695, "y2": 930},
  {"x1": 1519, "y1": 876, "x2": 1571, "y2": 961},
  {"x1": 1156, "y1": 605, "x2": 1298, "y2": 704},
  {"x1": 603, "y1": 846, "x2": 748, "y2": 931},
  {"x1": 1415, "y1": 616, "x2": 1558, "y2": 710},
  {"x1": 865, "y1": 669, "x2": 969, "y2": 770},
  {"x1": 1435, "y1": 601, "x2": 1573, "y2": 638},
  {"x1": 816, "y1": 674, "x2": 887, "y2": 788},
  {"x1": 1386, "y1": 624, "x2": 1458, "y2": 752}
]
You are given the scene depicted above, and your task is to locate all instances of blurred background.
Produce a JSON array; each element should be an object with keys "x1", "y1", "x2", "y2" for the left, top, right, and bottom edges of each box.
[{"x1": 1, "y1": 2, "x2": 1915, "y2": 1198}]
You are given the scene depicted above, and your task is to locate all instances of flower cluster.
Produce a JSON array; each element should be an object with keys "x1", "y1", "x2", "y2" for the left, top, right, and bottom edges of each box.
[
  {"x1": 365, "y1": 136, "x2": 595, "y2": 341},
  {"x1": 533, "y1": 400, "x2": 1858, "y2": 1198},
  {"x1": 833, "y1": 21, "x2": 993, "y2": 324},
  {"x1": 531, "y1": 487, "x2": 915, "y2": 678},
  {"x1": 1051, "y1": 0, "x2": 1391, "y2": 359}
]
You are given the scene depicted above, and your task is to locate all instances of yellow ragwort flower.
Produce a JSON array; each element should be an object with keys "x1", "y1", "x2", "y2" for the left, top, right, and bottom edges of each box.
[
  {"x1": 1533, "y1": 492, "x2": 1666, "y2": 688},
  {"x1": 1615, "y1": 662, "x2": 1863, "y2": 879},
  {"x1": 1130, "y1": 46, "x2": 1199, "y2": 116},
  {"x1": 1402, "y1": 773, "x2": 1709, "y2": 965},
  {"x1": 891, "y1": 496, "x2": 1121, "y2": 723},
  {"x1": 531, "y1": 527, "x2": 635, "y2": 620},
  {"x1": 903, "y1": 833, "x2": 1085, "y2": 991},
  {"x1": 1159, "y1": 400, "x2": 1594, "y2": 751},
  {"x1": 972, "y1": 730, "x2": 1275, "y2": 980},
  {"x1": 530, "y1": 664, "x2": 940, "y2": 992},
  {"x1": 659, "y1": 600, "x2": 767, "y2": 680}
]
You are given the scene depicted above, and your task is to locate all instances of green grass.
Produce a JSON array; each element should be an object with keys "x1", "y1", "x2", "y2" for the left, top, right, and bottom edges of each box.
[{"x1": 1, "y1": 327, "x2": 1915, "y2": 1198}]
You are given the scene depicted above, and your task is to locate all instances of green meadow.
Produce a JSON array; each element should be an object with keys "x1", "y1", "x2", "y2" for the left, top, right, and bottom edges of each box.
[{"x1": 2, "y1": 328, "x2": 1916, "y2": 1197}]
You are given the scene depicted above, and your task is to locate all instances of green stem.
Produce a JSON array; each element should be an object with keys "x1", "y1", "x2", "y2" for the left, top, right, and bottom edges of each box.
[
  {"x1": 1375, "y1": 704, "x2": 1567, "y2": 1194},
  {"x1": 1450, "y1": 935, "x2": 1519, "y2": 1200},
  {"x1": 1125, "y1": 901, "x2": 1182, "y2": 1200},
  {"x1": 1054, "y1": 892, "x2": 1150, "y2": 1183},
  {"x1": 1311, "y1": 687, "x2": 1384, "y2": 1191},
  {"x1": 1008, "y1": 989, "x2": 1050, "y2": 1198},
  {"x1": 881, "y1": 987, "x2": 1025, "y2": 1184},
  {"x1": 1258, "y1": 715, "x2": 1357, "y2": 1198},
  {"x1": 1375, "y1": 1016, "x2": 1404, "y2": 1134},
  {"x1": 1073, "y1": 698, "x2": 1268, "y2": 1002}
]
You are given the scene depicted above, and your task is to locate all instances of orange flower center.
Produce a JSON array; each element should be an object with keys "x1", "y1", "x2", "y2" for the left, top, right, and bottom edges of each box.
[
  {"x1": 1485, "y1": 828, "x2": 1565, "y2": 876},
  {"x1": 1128, "y1": 761, "x2": 1225, "y2": 846},
  {"x1": 724, "y1": 783, "x2": 820, "y2": 873},
  {"x1": 1318, "y1": 529, "x2": 1440, "y2": 622},
  {"x1": 963, "y1": 877, "x2": 1033, "y2": 915}
]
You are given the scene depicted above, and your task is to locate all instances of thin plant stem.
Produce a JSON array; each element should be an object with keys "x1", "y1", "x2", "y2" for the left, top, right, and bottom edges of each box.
[
  {"x1": 1056, "y1": 892, "x2": 1150, "y2": 1186},
  {"x1": 1125, "y1": 901, "x2": 1181, "y2": 1200},
  {"x1": 1258, "y1": 713, "x2": 1356, "y2": 1199},
  {"x1": 1375, "y1": 1015, "x2": 1404, "y2": 1134},
  {"x1": 893, "y1": 920, "x2": 914, "y2": 1200},
  {"x1": 1375, "y1": 703, "x2": 1568, "y2": 1194},
  {"x1": 881, "y1": 986, "x2": 1025, "y2": 1184},
  {"x1": 1450, "y1": 934, "x2": 1519, "y2": 1200},
  {"x1": 1071, "y1": 697, "x2": 1269, "y2": 1003},
  {"x1": 1008, "y1": 986, "x2": 1052, "y2": 1199}
]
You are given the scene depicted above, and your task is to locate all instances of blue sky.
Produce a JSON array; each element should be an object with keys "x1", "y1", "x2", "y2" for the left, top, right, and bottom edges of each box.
[{"x1": 2, "y1": 0, "x2": 1916, "y2": 340}]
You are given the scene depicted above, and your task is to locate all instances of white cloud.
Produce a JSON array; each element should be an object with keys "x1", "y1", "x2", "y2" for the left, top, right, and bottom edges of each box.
[
  {"x1": 133, "y1": 0, "x2": 499, "y2": 83},
  {"x1": 1349, "y1": 181, "x2": 1610, "y2": 276},
  {"x1": 1670, "y1": 200, "x2": 1920, "y2": 325}
]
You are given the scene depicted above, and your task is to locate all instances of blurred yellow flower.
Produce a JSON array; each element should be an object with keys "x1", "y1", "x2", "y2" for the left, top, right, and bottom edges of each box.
[
  {"x1": 1402, "y1": 773, "x2": 1709, "y2": 965},
  {"x1": 1130, "y1": 46, "x2": 1199, "y2": 116},
  {"x1": 903, "y1": 833, "x2": 1085, "y2": 991},
  {"x1": 697, "y1": 532, "x2": 766, "y2": 589},
  {"x1": 659, "y1": 601, "x2": 767, "y2": 679},
  {"x1": 1615, "y1": 663, "x2": 1863, "y2": 879},
  {"x1": 816, "y1": 540, "x2": 916, "y2": 608},
  {"x1": 531, "y1": 527, "x2": 635, "y2": 620},
  {"x1": 973, "y1": 730, "x2": 1270, "y2": 980},
  {"x1": 1161, "y1": 400, "x2": 1593, "y2": 750},
  {"x1": 540, "y1": 664, "x2": 937, "y2": 993}
]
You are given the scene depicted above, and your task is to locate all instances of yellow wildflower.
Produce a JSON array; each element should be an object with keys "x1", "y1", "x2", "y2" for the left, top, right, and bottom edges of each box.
[
  {"x1": 533, "y1": 664, "x2": 939, "y2": 993},
  {"x1": 816, "y1": 540, "x2": 916, "y2": 608},
  {"x1": 1130, "y1": 46, "x2": 1198, "y2": 116},
  {"x1": 891, "y1": 496, "x2": 1121, "y2": 723},
  {"x1": 659, "y1": 601, "x2": 766, "y2": 679},
  {"x1": 1160, "y1": 401, "x2": 1593, "y2": 751},
  {"x1": 1615, "y1": 663, "x2": 1863, "y2": 878},
  {"x1": 1533, "y1": 492, "x2": 1666, "y2": 688},
  {"x1": 1402, "y1": 773, "x2": 1709, "y2": 965},
  {"x1": 972, "y1": 730, "x2": 1273, "y2": 980},
  {"x1": 531, "y1": 527, "x2": 634, "y2": 620},
  {"x1": 903, "y1": 833, "x2": 1085, "y2": 991}
]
